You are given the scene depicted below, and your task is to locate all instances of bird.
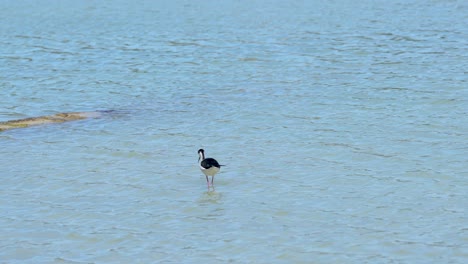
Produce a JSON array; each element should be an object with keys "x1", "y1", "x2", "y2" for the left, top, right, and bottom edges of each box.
[{"x1": 198, "y1": 149, "x2": 222, "y2": 189}]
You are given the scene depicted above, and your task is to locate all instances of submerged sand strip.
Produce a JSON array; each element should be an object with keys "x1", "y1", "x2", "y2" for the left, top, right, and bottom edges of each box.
[{"x1": 0, "y1": 112, "x2": 102, "y2": 132}]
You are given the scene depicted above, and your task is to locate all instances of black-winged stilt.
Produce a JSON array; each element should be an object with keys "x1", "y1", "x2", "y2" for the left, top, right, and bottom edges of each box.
[{"x1": 198, "y1": 149, "x2": 222, "y2": 189}]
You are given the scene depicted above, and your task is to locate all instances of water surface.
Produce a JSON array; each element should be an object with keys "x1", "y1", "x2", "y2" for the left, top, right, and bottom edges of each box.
[{"x1": 1, "y1": 0, "x2": 467, "y2": 263}]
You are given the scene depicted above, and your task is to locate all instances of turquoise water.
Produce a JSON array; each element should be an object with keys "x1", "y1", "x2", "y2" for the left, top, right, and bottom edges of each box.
[{"x1": 1, "y1": 0, "x2": 467, "y2": 263}]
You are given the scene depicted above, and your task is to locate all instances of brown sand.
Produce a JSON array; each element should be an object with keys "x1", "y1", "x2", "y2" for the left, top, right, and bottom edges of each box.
[{"x1": 0, "y1": 112, "x2": 101, "y2": 132}]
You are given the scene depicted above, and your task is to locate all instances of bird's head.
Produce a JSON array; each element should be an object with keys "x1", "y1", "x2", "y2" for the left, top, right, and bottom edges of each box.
[{"x1": 198, "y1": 149, "x2": 205, "y2": 161}]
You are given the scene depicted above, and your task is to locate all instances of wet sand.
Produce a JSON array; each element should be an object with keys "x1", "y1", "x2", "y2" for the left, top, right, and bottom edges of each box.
[{"x1": 0, "y1": 112, "x2": 102, "y2": 132}]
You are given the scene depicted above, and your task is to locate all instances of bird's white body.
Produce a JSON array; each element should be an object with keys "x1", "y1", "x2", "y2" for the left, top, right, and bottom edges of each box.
[{"x1": 200, "y1": 165, "x2": 220, "y2": 177}]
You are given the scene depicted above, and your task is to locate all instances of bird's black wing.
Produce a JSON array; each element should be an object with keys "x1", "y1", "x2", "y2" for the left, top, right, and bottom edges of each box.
[{"x1": 201, "y1": 158, "x2": 220, "y2": 169}]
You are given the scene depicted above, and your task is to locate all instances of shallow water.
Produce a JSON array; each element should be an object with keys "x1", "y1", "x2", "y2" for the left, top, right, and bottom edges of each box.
[{"x1": 1, "y1": 0, "x2": 467, "y2": 263}]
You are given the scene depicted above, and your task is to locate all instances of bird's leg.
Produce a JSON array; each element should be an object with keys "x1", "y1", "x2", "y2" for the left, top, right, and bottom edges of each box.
[
  {"x1": 211, "y1": 176, "x2": 214, "y2": 186},
  {"x1": 206, "y1": 175, "x2": 210, "y2": 189}
]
